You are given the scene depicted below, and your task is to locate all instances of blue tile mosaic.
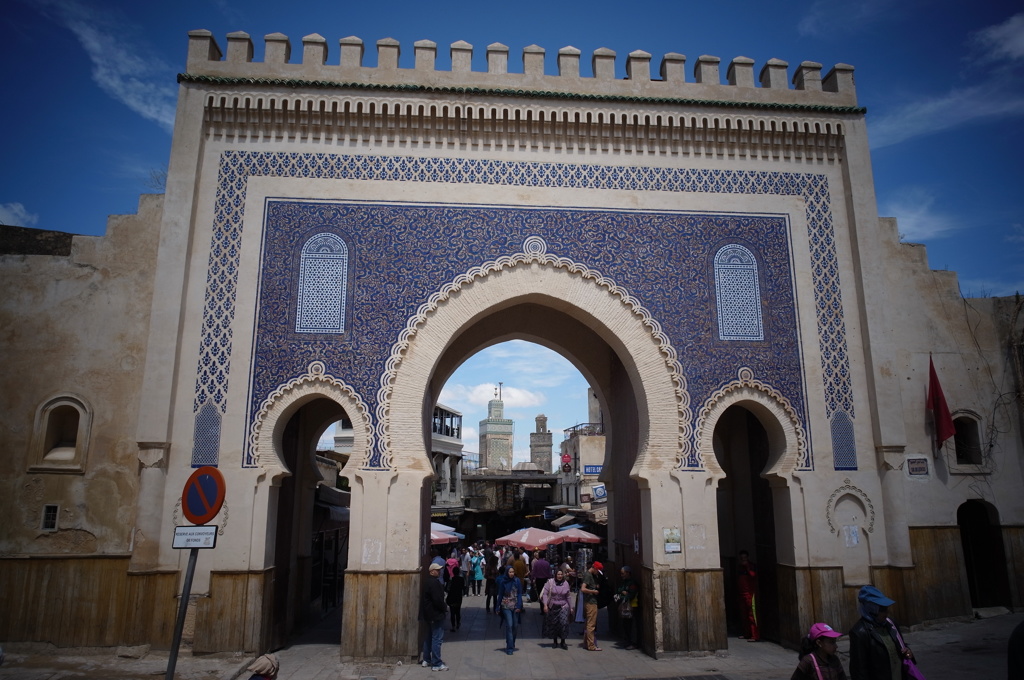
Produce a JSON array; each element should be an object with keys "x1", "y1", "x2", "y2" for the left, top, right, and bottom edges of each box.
[
  {"x1": 714, "y1": 244, "x2": 764, "y2": 341},
  {"x1": 295, "y1": 233, "x2": 350, "y2": 334},
  {"x1": 830, "y1": 411, "x2": 858, "y2": 470},
  {"x1": 190, "y1": 152, "x2": 852, "y2": 471},
  {"x1": 250, "y1": 202, "x2": 804, "y2": 471}
]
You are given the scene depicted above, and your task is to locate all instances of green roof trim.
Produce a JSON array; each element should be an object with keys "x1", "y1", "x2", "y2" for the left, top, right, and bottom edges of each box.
[{"x1": 178, "y1": 73, "x2": 867, "y2": 115}]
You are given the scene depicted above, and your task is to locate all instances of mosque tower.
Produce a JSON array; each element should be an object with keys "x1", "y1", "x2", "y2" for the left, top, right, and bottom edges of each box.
[
  {"x1": 478, "y1": 382, "x2": 514, "y2": 470},
  {"x1": 530, "y1": 414, "x2": 553, "y2": 472}
]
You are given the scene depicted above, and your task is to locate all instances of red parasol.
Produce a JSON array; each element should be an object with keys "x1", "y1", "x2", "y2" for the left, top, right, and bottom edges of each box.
[
  {"x1": 430, "y1": 530, "x2": 459, "y2": 545},
  {"x1": 494, "y1": 527, "x2": 560, "y2": 550},
  {"x1": 557, "y1": 527, "x2": 601, "y2": 543}
]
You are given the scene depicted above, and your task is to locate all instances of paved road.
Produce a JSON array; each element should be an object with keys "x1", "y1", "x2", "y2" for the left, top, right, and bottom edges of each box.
[{"x1": 0, "y1": 593, "x2": 1019, "y2": 679}]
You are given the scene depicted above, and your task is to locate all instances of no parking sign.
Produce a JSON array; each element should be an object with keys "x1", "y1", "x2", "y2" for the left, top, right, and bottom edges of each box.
[
  {"x1": 167, "y1": 465, "x2": 226, "y2": 680},
  {"x1": 180, "y1": 466, "x2": 225, "y2": 525}
]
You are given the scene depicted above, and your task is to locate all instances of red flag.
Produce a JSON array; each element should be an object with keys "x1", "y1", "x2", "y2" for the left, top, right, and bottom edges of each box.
[{"x1": 926, "y1": 357, "x2": 955, "y2": 447}]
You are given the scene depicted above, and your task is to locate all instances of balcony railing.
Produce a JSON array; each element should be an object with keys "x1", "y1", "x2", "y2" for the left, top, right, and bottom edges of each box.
[{"x1": 563, "y1": 422, "x2": 604, "y2": 439}]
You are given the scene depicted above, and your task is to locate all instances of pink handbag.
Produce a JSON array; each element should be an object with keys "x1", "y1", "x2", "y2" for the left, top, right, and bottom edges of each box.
[{"x1": 888, "y1": 619, "x2": 928, "y2": 680}]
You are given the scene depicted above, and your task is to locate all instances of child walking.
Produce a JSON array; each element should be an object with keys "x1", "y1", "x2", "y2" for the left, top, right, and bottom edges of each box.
[{"x1": 791, "y1": 623, "x2": 847, "y2": 680}]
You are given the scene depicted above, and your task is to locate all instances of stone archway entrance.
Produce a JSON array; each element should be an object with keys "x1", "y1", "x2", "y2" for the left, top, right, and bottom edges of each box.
[
  {"x1": 697, "y1": 371, "x2": 806, "y2": 647},
  {"x1": 248, "y1": 363, "x2": 372, "y2": 651},
  {"x1": 341, "y1": 243, "x2": 706, "y2": 659}
]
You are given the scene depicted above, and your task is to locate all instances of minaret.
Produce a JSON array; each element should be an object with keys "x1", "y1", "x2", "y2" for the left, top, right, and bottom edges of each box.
[
  {"x1": 478, "y1": 383, "x2": 514, "y2": 470},
  {"x1": 530, "y1": 414, "x2": 553, "y2": 472}
]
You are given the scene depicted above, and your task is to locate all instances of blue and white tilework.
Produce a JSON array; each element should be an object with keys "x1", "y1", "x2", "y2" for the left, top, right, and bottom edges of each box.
[
  {"x1": 295, "y1": 233, "x2": 350, "y2": 334},
  {"x1": 830, "y1": 411, "x2": 858, "y2": 470},
  {"x1": 190, "y1": 152, "x2": 852, "y2": 471},
  {"x1": 714, "y1": 244, "x2": 764, "y2": 342}
]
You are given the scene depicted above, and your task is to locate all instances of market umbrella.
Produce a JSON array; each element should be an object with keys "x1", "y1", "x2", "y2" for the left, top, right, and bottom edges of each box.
[
  {"x1": 431, "y1": 522, "x2": 465, "y2": 539},
  {"x1": 494, "y1": 527, "x2": 560, "y2": 550},
  {"x1": 430, "y1": 530, "x2": 459, "y2": 545},
  {"x1": 557, "y1": 527, "x2": 601, "y2": 543}
]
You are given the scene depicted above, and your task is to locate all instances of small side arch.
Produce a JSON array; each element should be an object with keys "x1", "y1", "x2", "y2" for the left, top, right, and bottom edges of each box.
[
  {"x1": 248, "y1": 361, "x2": 374, "y2": 481},
  {"x1": 695, "y1": 367, "x2": 807, "y2": 479}
]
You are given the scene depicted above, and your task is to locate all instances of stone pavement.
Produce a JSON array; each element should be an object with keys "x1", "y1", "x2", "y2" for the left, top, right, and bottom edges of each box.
[{"x1": 0, "y1": 593, "x2": 1019, "y2": 680}]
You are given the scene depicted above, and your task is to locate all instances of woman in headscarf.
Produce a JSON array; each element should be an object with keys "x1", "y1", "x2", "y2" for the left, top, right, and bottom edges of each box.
[
  {"x1": 245, "y1": 653, "x2": 279, "y2": 679},
  {"x1": 848, "y1": 585, "x2": 914, "y2": 680},
  {"x1": 494, "y1": 564, "x2": 523, "y2": 655},
  {"x1": 540, "y1": 568, "x2": 574, "y2": 649}
]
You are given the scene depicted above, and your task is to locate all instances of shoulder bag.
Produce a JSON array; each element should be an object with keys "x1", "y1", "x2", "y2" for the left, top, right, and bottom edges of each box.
[{"x1": 887, "y1": 618, "x2": 927, "y2": 680}]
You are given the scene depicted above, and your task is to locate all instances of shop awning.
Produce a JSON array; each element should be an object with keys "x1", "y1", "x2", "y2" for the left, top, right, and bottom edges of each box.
[{"x1": 550, "y1": 514, "x2": 576, "y2": 527}]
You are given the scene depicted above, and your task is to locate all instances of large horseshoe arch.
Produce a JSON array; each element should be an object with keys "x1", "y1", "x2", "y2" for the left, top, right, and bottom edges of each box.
[{"x1": 340, "y1": 251, "x2": 714, "y2": 658}]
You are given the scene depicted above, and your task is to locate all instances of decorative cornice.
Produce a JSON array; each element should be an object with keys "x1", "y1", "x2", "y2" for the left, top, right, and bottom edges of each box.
[{"x1": 179, "y1": 73, "x2": 867, "y2": 114}]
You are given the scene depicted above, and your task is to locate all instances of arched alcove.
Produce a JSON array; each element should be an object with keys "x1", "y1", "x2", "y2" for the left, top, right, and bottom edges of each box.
[{"x1": 833, "y1": 494, "x2": 871, "y2": 585}]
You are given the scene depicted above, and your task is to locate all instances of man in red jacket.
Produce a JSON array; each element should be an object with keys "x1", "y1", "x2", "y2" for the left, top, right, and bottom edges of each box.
[{"x1": 737, "y1": 550, "x2": 759, "y2": 642}]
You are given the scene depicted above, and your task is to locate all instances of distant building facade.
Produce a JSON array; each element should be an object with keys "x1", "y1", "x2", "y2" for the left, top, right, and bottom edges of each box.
[
  {"x1": 430, "y1": 403, "x2": 465, "y2": 518},
  {"x1": 2, "y1": 28, "x2": 1023, "y2": 662}
]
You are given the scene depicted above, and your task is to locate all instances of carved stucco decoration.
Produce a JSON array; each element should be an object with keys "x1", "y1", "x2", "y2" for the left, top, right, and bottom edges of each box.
[
  {"x1": 250, "y1": 360, "x2": 374, "y2": 476},
  {"x1": 826, "y1": 477, "x2": 875, "y2": 534},
  {"x1": 694, "y1": 366, "x2": 809, "y2": 474}
]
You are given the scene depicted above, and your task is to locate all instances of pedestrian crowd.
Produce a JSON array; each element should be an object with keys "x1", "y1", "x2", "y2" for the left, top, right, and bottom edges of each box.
[
  {"x1": 415, "y1": 543, "x2": 1024, "y2": 679},
  {"x1": 416, "y1": 538, "x2": 644, "y2": 669}
]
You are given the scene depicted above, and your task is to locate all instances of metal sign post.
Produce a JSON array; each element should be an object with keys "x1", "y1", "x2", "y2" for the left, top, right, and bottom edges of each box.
[
  {"x1": 166, "y1": 467, "x2": 226, "y2": 680},
  {"x1": 165, "y1": 546, "x2": 199, "y2": 680}
]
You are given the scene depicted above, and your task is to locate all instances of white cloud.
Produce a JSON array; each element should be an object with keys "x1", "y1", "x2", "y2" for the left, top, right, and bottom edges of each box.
[
  {"x1": 0, "y1": 202, "x2": 40, "y2": 227},
  {"x1": 473, "y1": 340, "x2": 582, "y2": 390},
  {"x1": 1005, "y1": 223, "x2": 1024, "y2": 244},
  {"x1": 870, "y1": 14, "x2": 1024, "y2": 149},
  {"x1": 459, "y1": 426, "x2": 478, "y2": 447},
  {"x1": 34, "y1": 0, "x2": 177, "y2": 132},
  {"x1": 970, "y1": 13, "x2": 1024, "y2": 63},
  {"x1": 869, "y1": 82, "x2": 1024, "y2": 149},
  {"x1": 877, "y1": 187, "x2": 958, "y2": 241},
  {"x1": 439, "y1": 382, "x2": 545, "y2": 410},
  {"x1": 496, "y1": 385, "x2": 546, "y2": 408}
]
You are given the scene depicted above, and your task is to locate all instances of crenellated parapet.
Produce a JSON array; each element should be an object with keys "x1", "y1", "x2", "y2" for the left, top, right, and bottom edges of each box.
[
  {"x1": 181, "y1": 31, "x2": 861, "y2": 160},
  {"x1": 184, "y1": 31, "x2": 858, "y2": 109}
]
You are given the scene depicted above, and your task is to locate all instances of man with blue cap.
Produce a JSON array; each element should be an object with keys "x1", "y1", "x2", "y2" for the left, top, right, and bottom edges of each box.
[{"x1": 848, "y1": 585, "x2": 916, "y2": 680}]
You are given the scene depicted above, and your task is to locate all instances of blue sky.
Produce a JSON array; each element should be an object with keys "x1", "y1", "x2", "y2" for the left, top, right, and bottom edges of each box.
[
  {"x1": 4, "y1": 0, "x2": 1023, "y2": 460},
  {"x1": 437, "y1": 341, "x2": 589, "y2": 466}
]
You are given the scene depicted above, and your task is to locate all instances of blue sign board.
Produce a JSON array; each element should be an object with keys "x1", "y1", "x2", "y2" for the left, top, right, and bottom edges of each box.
[{"x1": 583, "y1": 465, "x2": 602, "y2": 475}]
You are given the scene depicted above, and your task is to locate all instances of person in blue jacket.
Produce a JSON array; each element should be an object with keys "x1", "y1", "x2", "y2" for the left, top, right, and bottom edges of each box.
[{"x1": 494, "y1": 564, "x2": 524, "y2": 655}]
